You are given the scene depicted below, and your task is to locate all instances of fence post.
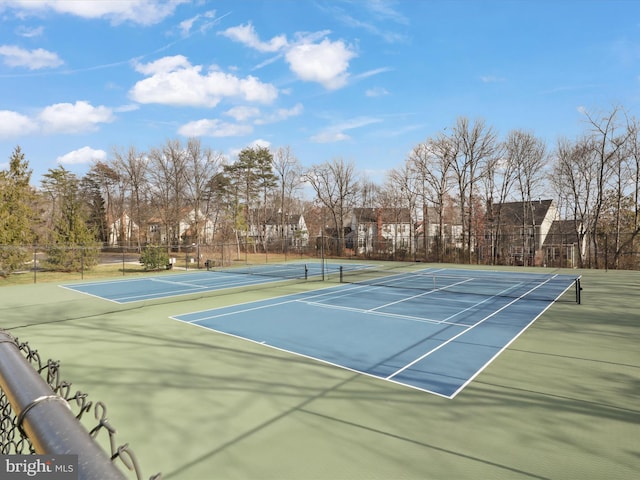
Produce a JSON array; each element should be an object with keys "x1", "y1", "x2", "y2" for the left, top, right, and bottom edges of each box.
[{"x1": 0, "y1": 331, "x2": 126, "y2": 479}]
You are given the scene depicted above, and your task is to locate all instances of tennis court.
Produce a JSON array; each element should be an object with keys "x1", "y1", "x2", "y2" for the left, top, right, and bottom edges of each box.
[
  {"x1": 172, "y1": 267, "x2": 579, "y2": 398},
  {"x1": 3, "y1": 264, "x2": 637, "y2": 479},
  {"x1": 61, "y1": 262, "x2": 351, "y2": 303}
]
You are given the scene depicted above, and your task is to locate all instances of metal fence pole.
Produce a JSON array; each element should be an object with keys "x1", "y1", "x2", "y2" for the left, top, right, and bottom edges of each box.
[{"x1": 0, "y1": 332, "x2": 126, "y2": 480}]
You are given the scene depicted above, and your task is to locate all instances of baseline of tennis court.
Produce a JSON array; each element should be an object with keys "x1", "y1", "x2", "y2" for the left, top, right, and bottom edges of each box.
[
  {"x1": 172, "y1": 268, "x2": 579, "y2": 398},
  {"x1": 60, "y1": 262, "x2": 358, "y2": 303}
]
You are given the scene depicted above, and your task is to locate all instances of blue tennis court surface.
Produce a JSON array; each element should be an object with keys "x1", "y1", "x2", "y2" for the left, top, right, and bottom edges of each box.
[
  {"x1": 172, "y1": 268, "x2": 579, "y2": 398},
  {"x1": 61, "y1": 262, "x2": 343, "y2": 303}
]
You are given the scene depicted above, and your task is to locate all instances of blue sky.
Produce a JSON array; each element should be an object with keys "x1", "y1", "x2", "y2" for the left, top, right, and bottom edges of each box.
[{"x1": 1, "y1": 0, "x2": 639, "y2": 186}]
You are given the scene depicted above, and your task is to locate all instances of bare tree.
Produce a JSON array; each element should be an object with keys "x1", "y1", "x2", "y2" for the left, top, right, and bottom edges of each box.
[
  {"x1": 353, "y1": 177, "x2": 381, "y2": 255},
  {"x1": 507, "y1": 130, "x2": 548, "y2": 266},
  {"x1": 581, "y1": 106, "x2": 632, "y2": 268},
  {"x1": 304, "y1": 158, "x2": 359, "y2": 256},
  {"x1": 428, "y1": 134, "x2": 457, "y2": 261},
  {"x1": 272, "y1": 146, "x2": 303, "y2": 242},
  {"x1": 147, "y1": 139, "x2": 188, "y2": 248},
  {"x1": 184, "y1": 138, "x2": 224, "y2": 248},
  {"x1": 112, "y1": 145, "x2": 148, "y2": 249},
  {"x1": 550, "y1": 137, "x2": 596, "y2": 268},
  {"x1": 481, "y1": 137, "x2": 513, "y2": 264},
  {"x1": 408, "y1": 134, "x2": 455, "y2": 261},
  {"x1": 451, "y1": 117, "x2": 498, "y2": 263},
  {"x1": 626, "y1": 116, "x2": 640, "y2": 265},
  {"x1": 387, "y1": 162, "x2": 419, "y2": 258}
]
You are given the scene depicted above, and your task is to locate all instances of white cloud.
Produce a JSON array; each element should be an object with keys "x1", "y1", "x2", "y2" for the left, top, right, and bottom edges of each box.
[
  {"x1": 219, "y1": 22, "x2": 288, "y2": 53},
  {"x1": 224, "y1": 106, "x2": 261, "y2": 122},
  {"x1": 133, "y1": 55, "x2": 191, "y2": 75},
  {"x1": 39, "y1": 101, "x2": 115, "y2": 134},
  {"x1": 310, "y1": 130, "x2": 350, "y2": 143},
  {"x1": 220, "y1": 23, "x2": 355, "y2": 90},
  {"x1": 311, "y1": 116, "x2": 382, "y2": 143},
  {"x1": 179, "y1": 16, "x2": 198, "y2": 36},
  {"x1": 178, "y1": 119, "x2": 253, "y2": 137},
  {"x1": 366, "y1": 0, "x2": 409, "y2": 25},
  {"x1": 130, "y1": 56, "x2": 278, "y2": 107},
  {"x1": 365, "y1": 87, "x2": 389, "y2": 97},
  {"x1": 0, "y1": 110, "x2": 38, "y2": 138},
  {"x1": 16, "y1": 26, "x2": 44, "y2": 38},
  {"x1": 254, "y1": 103, "x2": 303, "y2": 125},
  {"x1": 179, "y1": 10, "x2": 220, "y2": 37},
  {"x1": 114, "y1": 104, "x2": 139, "y2": 113},
  {"x1": 0, "y1": 45, "x2": 63, "y2": 69},
  {"x1": 57, "y1": 146, "x2": 107, "y2": 165},
  {"x1": 249, "y1": 138, "x2": 271, "y2": 149},
  {"x1": 0, "y1": 102, "x2": 114, "y2": 138},
  {"x1": 285, "y1": 38, "x2": 356, "y2": 90},
  {"x1": 5, "y1": 0, "x2": 187, "y2": 26}
]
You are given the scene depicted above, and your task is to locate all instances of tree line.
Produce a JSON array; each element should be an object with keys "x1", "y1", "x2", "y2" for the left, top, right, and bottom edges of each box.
[{"x1": 1, "y1": 105, "x2": 639, "y2": 276}]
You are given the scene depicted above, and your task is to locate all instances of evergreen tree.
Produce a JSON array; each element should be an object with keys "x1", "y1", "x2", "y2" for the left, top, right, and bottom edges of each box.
[
  {"x1": 0, "y1": 146, "x2": 36, "y2": 276},
  {"x1": 41, "y1": 166, "x2": 100, "y2": 272},
  {"x1": 80, "y1": 175, "x2": 108, "y2": 243},
  {"x1": 222, "y1": 146, "x2": 276, "y2": 250}
]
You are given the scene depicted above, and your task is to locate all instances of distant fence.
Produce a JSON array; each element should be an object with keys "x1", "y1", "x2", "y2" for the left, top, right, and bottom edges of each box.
[
  {"x1": 0, "y1": 242, "x2": 318, "y2": 283},
  {"x1": 340, "y1": 232, "x2": 640, "y2": 269},
  {"x1": 0, "y1": 330, "x2": 159, "y2": 480},
  {"x1": 1, "y1": 231, "x2": 639, "y2": 284}
]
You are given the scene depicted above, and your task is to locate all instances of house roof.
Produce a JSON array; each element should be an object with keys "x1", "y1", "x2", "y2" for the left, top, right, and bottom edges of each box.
[
  {"x1": 542, "y1": 220, "x2": 581, "y2": 245},
  {"x1": 353, "y1": 207, "x2": 412, "y2": 223},
  {"x1": 490, "y1": 199, "x2": 554, "y2": 226},
  {"x1": 263, "y1": 212, "x2": 303, "y2": 225}
]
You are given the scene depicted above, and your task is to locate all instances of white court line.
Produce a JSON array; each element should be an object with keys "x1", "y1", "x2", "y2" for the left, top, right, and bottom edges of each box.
[
  {"x1": 437, "y1": 281, "x2": 530, "y2": 324},
  {"x1": 298, "y1": 299, "x2": 451, "y2": 325},
  {"x1": 108, "y1": 273, "x2": 284, "y2": 303},
  {"x1": 149, "y1": 277, "x2": 211, "y2": 288},
  {"x1": 386, "y1": 275, "x2": 558, "y2": 382},
  {"x1": 175, "y1": 283, "x2": 372, "y2": 323},
  {"x1": 367, "y1": 278, "x2": 474, "y2": 312}
]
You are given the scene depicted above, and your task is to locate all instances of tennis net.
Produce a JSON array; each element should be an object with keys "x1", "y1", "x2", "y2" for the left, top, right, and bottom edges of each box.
[
  {"x1": 208, "y1": 262, "x2": 309, "y2": 280},
  {"x1": 339, "y1": 267, "x2": 581, "y2": 303}
]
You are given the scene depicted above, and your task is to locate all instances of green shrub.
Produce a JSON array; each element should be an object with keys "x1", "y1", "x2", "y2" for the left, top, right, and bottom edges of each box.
[{"x1": 140, "y1": 245, "x2": 170, "y2": 271}]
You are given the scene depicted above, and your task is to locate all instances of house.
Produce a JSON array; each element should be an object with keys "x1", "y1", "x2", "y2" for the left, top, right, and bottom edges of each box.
[
  {"x1": 247, "y1": 209, "x2": 309, "y2": 248},
  {"x1": 179, "y1": 208, "x2": 216, "y2": 245},
  {"x1": 414, "y1": 206, "x2": 464, "y2": 258},
  {"x1": 350, "y1": 207, "x2": 413, "y2": 256},
  {"x1": 541, "y1": 219, "x2": 587, "y2": 268},
  {"x1": 107, "y1": 213, "x2": 139, "y2": 246},
  {"x1": 147, "y1": 208, "x2": 217, "y2": 246},
  {"x1": 486, "y1": 199, "x2": 558, "y2": 266}
]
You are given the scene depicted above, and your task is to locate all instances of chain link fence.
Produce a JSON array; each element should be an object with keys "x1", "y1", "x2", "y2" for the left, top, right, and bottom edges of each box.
[
  {"x1": 0, "y1": 330, "x2": 159, "y2": 479},
  {"x1": 1, "y1": 231, "x2": 638, "y2": 284}
]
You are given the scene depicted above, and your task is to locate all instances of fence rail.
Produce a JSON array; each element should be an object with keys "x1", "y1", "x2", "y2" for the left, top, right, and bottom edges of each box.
[
  {"x1": 1, "y1": 231, "x2": 639, "y2": 285},
  {"x1": 0, "y1": 330, "x2": 159, "y2": 480}
]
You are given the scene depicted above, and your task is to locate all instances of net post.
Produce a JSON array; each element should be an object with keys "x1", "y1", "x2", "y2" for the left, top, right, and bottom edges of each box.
[
  {"x1": 575, "y1": 277, "x2": 582, "y2": 304},
  {"x1": 304, "y1": 264, "x2": 308, "y2": 280},
  {"x1": 339, "y1": 266, "x2": 343, "y2": 283}
]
